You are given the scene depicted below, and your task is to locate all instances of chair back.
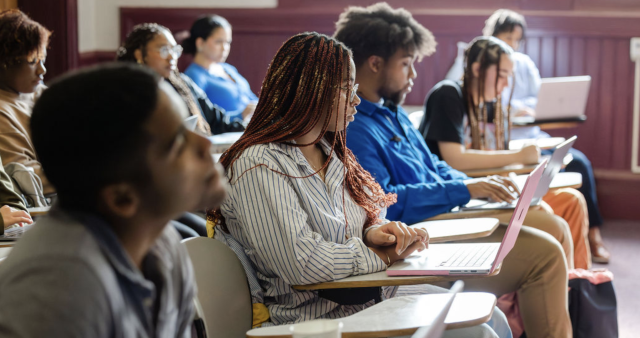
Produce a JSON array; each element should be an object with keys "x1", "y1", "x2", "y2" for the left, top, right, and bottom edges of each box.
[{"x1": 182, "y1": 237, "x2": 253, "y2": 338}]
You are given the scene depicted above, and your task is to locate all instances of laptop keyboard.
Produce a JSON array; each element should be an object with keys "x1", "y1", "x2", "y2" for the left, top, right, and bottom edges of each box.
[
  {"x1": 2, "y1": 226, "x2": 28, "y2": 238},
  {"x1": 440, "y1": 244, "x2": 498, "y2": 267}
]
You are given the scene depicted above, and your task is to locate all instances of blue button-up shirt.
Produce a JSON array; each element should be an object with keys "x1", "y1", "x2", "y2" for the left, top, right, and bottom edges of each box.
[{"x1": 346, "y1": 98, "x2": 471, "y2": 224}]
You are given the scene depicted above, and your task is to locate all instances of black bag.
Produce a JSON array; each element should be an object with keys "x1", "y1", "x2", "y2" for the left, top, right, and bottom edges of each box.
[{"x1": 568, "y1": 278, "x2": 619, "y2": 338}]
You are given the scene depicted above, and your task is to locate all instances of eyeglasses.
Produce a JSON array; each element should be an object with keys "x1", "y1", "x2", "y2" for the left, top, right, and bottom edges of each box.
[
  {"x1": 155, "y1": 45, "x2": 183, "y2": 59},
  {"x1": 337, "y1": 83, "x2": 359, "y2": 103}
]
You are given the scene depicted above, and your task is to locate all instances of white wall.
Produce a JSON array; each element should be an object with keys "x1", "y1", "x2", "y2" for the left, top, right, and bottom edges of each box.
[{"x1": 77, "y1": 0, "x2": 277, "y2": 53}]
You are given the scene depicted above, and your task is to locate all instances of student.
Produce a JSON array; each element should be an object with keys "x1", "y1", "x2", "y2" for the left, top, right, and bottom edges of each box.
[
  {"x1": 117, "y1": 23, "x2": 244, "y2": 136},
  {"x1": 0, "y1": 154, "x2": 32, "y2": 229},
  {"x1": 0, "y1": 63, "x2": 226, "y2": 336},
  {"x1": 335, "y1": 3, "x2": 571, "y2": 337},
  {"x1": 211, "y1": 32, "x2": 510, "y2": 338},
  {"x1": 421, "y1": 37, "x2": 591, "y2": 269},
  {"x1": 183, "y1": 15, "x2": 258, "y2": 121},
  {"x1": 481, "y1": 9, "x2": 609, "y2": 263},
  {"x1": 0, "y1": 9, "x2": 53, "y2": 194}
]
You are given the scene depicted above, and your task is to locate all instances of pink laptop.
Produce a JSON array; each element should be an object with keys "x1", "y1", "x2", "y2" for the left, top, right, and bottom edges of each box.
[{"x1": 387, "y1": 159, "x2": 547, "y2": 276}]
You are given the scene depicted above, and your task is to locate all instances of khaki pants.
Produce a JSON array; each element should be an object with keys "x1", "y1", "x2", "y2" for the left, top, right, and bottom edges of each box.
[
  {"x1": 494, "y1": 206, "x2": 575, "y2": 269},
  {"x1": 435, "y1": 209, "x2": 573, "y2": 338}
]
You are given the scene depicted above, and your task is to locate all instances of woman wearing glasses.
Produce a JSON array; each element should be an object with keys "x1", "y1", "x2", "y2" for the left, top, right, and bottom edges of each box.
[
  {"x1": 117, "y1": 23, "x2": 244, "y2": 136},
  {"x1": 208, "y1": 32, "x2": 439, "y2": 327},
  {"x1": 182, "y1": 15, "x2": 258, "y2": 122}
]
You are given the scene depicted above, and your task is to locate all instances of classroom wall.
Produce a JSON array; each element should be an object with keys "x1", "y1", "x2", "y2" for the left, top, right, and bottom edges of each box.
[
  {"x1": 20, "y1": 0, "x2": 640, "y2": 220},
  {"x1": 77, "y1": 0, "x2": 277, "y2": 53},
  {"x1": 116, "y1": 1, "x2": 640, "y2": 220}
]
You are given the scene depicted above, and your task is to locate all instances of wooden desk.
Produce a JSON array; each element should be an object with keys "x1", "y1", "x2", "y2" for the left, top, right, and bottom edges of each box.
[
  {"x1": 513, "y1": 171, "x2": 582, "y2": 190},
  {"x1": 292, "y1": 265, "x2": 500, "y2": 291},
  {"x1": 461, "y1": 163, "x2": 539, "y2": 177},
  {"x1": 410, "y1": 218, "x2": 499, "y2": 244},
  {"x1": 208, "y1": 132, "x2": 242, "y2": 154},
  {"x1": 462, "y1": 153, "x2": 572, "y2": 178},
  {"x1": 509, "y1": 137, "x2": 566, "y2": 150},
  {"x1": 246, "y1": 292, "x2": 496, "y2": 337},
  {"x1": 27, "y1": 206, "x2": 50, "y2": 217},
  {"x1": 512, "y1": 116, "x2": 586, "y2": 130}
]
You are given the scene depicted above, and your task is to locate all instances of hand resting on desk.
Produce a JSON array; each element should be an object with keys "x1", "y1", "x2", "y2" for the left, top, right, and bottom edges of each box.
[{"x1": 364, "y1": 221, "x2": 429, "y2": 266}]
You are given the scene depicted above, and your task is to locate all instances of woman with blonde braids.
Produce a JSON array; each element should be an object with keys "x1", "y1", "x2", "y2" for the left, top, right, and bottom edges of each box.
[
  {"x1": 210, "y1": 32, "x2": 510, "y2": 337},
  {"x1": 422, "y1": 36, "x2": 591, "y2": 269}
]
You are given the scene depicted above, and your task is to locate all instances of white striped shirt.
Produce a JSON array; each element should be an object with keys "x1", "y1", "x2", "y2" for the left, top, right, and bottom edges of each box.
[{"x1": 219, "y1": 139, "x2": 396, "y2": 325}]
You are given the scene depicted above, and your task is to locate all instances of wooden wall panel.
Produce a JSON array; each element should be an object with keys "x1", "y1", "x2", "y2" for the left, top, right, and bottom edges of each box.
[{"x1": 113, "y1": 6, "x2": 640, "y2": 219}]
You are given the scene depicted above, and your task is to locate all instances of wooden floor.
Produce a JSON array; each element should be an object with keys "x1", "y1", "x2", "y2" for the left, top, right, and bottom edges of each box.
[{"x1": 593, "y1": 220, "x2": 640, "y2": 338}]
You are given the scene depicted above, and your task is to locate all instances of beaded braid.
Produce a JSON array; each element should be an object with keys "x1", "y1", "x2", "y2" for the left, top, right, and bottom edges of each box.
[
  {"x1": 462, "y1": 37, "x2": 514, "y2": 150},
  {"x1": 117, "y1": 23, "x2": 212, "y2": 136},
  {"x1": 210, "y1": 32, "x2": 396, "y2": 233}
]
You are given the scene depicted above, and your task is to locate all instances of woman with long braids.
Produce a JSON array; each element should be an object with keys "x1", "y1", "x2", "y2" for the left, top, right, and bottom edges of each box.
[
  {"x1": 209, "y1": 32, "x2": 503, "y2": 335},
  {"x1": 421, "y1": 36, "x2": 591, "y2": 269},
  {"x1": 117, "y1": 23, "x2": 244, "y2": 135}
]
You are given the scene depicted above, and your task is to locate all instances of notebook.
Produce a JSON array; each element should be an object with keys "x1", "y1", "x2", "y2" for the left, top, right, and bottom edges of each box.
[
  {"x1": 0, "y1": 224, "x2": 31, "y2": 241},
  {"x1": 411, "y1": 281, "x2": 464, "y2": 338},
  {"x1": 461, "y1": 136, "x2": 576, "y2": 211},
  {"x1": 387, "y1": 159, "x2": 545, "y2": 276}
]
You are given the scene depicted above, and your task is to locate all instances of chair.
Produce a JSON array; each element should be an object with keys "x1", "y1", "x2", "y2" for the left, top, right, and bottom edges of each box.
[
  {"x1": 182, "y1": 237, "x2": 253, "y2": 338},
  {"x1": 408, "y1": 110, "x2": 424, "y2": 130}
]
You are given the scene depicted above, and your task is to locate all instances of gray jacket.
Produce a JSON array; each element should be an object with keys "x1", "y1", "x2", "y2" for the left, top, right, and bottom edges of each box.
[{"x1": 0, "y1": 207, "x2": 196, "y2": 337}]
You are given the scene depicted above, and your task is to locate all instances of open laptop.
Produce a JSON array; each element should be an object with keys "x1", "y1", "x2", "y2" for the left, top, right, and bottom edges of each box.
[
  {"x1": 411, "y1": 281, "x2": 464, "y2": 338},
  {"x1": 513, "y1": 76, "x2": 591, "y2": 124},
  {"x1": 387, "y1": 159, "x2": 545, "y2": 276},
  {"x1": 461, "y1": 136, "x2": 576, "y2": 211},
  {"x1": 0, "y1": 224, "x2": 32, "y2": 241}
]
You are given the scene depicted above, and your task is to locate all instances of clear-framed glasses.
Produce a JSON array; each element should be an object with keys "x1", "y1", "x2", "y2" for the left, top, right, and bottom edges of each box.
[
  {"x1": 156, "y1": 45, "x2": 183, "y2": 59},
  {"x1": 337, "y1": 83, "x2": 359, "y2": 103}
]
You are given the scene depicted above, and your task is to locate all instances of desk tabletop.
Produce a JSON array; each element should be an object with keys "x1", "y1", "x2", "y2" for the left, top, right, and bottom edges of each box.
[
  {"x1": 246, "y1": 292, "x2": 497, "y2": 337},
  {"x1": 27, "y1": 206, "x2": 50, "y2": 216},
  {"x1": 513, "y1": 171, "x2": 582, "y2": 191},
  {"x1": 410, "y1": 218, "x2": 499, "y2": 244},
  {"x1": 292, "y1": 265, "x2": 500, "y2": 291},
  {"x1": 461, "y1": 163, "x2": 538, "y2": 177}
]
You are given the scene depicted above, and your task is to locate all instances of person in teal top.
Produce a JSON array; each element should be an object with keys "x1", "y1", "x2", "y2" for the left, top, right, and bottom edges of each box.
[{"x1": 183, "y1": 15, "x2": 258, "y2": 122}]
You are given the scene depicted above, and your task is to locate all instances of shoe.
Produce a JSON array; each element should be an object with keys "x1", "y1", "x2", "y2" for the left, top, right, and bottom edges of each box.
[{"x1": 589, "y1": 227, "x2": 610, "y2": 264}]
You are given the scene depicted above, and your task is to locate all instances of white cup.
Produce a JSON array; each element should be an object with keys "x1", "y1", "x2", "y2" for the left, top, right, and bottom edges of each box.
[{"x1": 289, "y1": 319, "x2": 343, "y2": 338}]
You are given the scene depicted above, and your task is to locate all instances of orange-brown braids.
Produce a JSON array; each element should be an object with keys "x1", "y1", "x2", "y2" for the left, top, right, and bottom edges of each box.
[{"x1": 208, "y1": 32, "x2": 396, "y2": 233}]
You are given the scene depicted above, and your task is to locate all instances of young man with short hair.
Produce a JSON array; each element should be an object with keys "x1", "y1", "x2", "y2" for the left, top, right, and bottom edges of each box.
[
  {"x1": 0, "y1": 63, "x2": 226, "y2": 337},
  {"x1": 335, "y1": 3, "x2": 572, "y2": 337}
]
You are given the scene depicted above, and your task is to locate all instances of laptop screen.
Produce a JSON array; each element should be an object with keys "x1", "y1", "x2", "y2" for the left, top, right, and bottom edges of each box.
[{"x1": 491, "y1": 159, "x2": 547, "y2": 272}]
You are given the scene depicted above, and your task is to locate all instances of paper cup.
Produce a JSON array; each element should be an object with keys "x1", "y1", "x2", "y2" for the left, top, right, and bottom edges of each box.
[{"x1": 289, "y1": 319, "x2": 343, "y2": 338}]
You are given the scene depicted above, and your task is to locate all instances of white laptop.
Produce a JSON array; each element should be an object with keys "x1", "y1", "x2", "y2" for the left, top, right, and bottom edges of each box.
[
  {"x1": 461, "y1": 136, "x2": 576, "y2": 211},
  {"x1": 387, "y1": 159, "x2": 545, "y2": 276},
  {"x1": 184, "y1": 115, "x2": 199, "y2": 131},
  {"x1": 411, "y1": 281, "x2": 464, "y2": 338},
  {"x1": 513, "y1": 76, "x2": 590, "y2": 124}
]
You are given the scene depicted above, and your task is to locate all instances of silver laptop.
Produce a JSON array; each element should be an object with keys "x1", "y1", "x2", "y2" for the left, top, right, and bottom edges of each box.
[
  {"x1": 411, "y1": 281, "x2": 464, "y2": 338},
  {"x1": 184, "y1": 115, "x2": 199, "y2": 131},
  {"x1": 0, "y1": 224, "x2": 32, "y2": 241},
  {"x1": 534, "y1": 76, "x2": 591, "y2": 121},
  {"x1": 461, "y1": 136, "x2": 577, "y2": 211},
  {"x1": 387, "y1": 160, "x2": 545, "y2": 276}
]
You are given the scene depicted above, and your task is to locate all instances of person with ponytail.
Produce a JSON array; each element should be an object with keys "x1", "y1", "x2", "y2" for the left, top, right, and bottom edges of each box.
[
  {"x1": 421, "y1": 36, "x2": 591, "y2": 270},
  {"x1": 117, "y1": 23, "x2": 244, "y2": 136},
  {"x1": 483, "y1": 9, "x2": 609, "y2": 264},
  {"x1": 336, "y1": 4, "x2": 571, "y2": 337},
  {"x1": 183, "y1": 15, "x2": 258, "y2": 122}
]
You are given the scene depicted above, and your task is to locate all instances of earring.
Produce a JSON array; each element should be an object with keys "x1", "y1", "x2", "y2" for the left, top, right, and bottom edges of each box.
[{"x1": 136, "y1": 59, "x2": 143, "y2": 65}]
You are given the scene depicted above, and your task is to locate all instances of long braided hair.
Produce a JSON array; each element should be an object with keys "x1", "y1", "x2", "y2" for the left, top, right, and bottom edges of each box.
[
  {"x1": 462, "y1": 36, "x2": 514, "y2": 150},
  {"x1": 116, "y1": 23, "x2": 211, "y2": 136},
  {"x1": 210, "y1": 32, "x2": 396, "y2": 233}
]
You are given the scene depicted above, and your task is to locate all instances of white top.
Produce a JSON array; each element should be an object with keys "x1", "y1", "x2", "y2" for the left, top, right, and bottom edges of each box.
[{"x1": 219, "y1": 139, "x2": 396, "y2": 325}]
